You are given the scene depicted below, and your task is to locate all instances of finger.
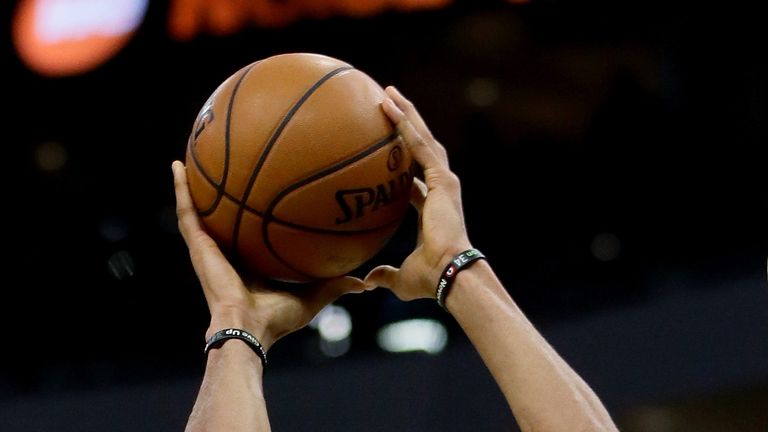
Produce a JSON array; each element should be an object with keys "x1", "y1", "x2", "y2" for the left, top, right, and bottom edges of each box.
[
  {"x1": 364, "y1": 265, "x2": 399, "y2": 289},
  {"x1": 434, "y1": 142, "x2": 450, "y2": 166},
  {"x1": 410, "y1": 179, "x2": 427, "y2": 214},
  {"x1": 387, "y1": 87, "x2": 451, "y2": 166},
  {"x1": 172, "y1": 161, "x2": 204, "y2": 242},
  {"x1": 312, "y1": 276, "x2": 368, "y2": 305},
  {"x1": 382, "y1": 98, "x2": 443, "y2": 172},
  {"x1": 334, "y1": 276, "x2": 368, "y2": 295},
  {"x1": 386, "y1": 86, "x2": 432, "y2": 142}
]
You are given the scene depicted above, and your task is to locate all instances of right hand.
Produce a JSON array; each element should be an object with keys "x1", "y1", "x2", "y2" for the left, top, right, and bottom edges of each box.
[
  {"x1": 173, "y1": 161, "x2": 367, "y2": 350},
  {"x1": 364, "y1": 86, "x2": 473, "y2": 301}
]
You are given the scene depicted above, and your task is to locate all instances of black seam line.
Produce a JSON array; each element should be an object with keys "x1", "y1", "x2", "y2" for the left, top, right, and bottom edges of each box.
[
  {"x1": 261, "y1": 131, "x2": 400, "y2": 277},
  {"x1": 187, "y1": 61, "x2": 264, "y2": 188},
  {"x1": 190, "y1": 169, "x2": 402, "y2": 236},
  {"x1": 231, "y1": 65, "x2": 354, "y2": 254},
  {"x1": 187, "y1": 136, "x2": 219, "y2": 185},
  {"x1": 187, "y1": 66, "x2": 252, "y2": 208},
  {"x1": 197, "y1": 64, "x2": 257, "y2": 217},
  {"x1": 260, "y1": 212, "x2": 402, "y2": 235},
  {"x1": 188, "y1": 139, "x2": 265, "y2": 216},
  {"x1": 208, "y1": 189, "x2": 403, "y2": 234}
]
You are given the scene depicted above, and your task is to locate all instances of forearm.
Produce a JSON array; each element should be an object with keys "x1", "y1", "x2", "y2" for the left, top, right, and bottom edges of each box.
[
  {"x1": 185, "y1": 340, "x2": 271, "y2": 432},
  {"x1": 446, "y1": 260, "x2": 617, "y2": 432}
]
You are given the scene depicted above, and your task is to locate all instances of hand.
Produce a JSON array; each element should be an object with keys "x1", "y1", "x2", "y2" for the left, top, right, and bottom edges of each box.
[
  {"x1": 172, "y1": 161, "x2": 367, "y2": 350},
  {"x1": 364, "y1": 87, "x2": 473, "y2": 301}
]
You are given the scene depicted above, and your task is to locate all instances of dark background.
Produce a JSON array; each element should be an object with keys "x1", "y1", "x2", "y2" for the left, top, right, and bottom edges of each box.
[{"x1": 2, "y1": 1, "x2": 767, "y2": 431}]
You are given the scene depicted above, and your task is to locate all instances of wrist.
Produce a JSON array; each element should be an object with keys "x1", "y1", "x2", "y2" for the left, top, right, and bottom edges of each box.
[
  {"x1": 205, "y1": 328, "x2": 269, "y2": 366},
  {"x1": 444, "y1": 259, "x2": 503, "y2": 314},
  {"x1": 423, "y1": 240, "x2": 473, "y2": 298},
  {"x1": 435, "y1": 239, "x2": 473, "y2": 270},
  {"x1": 435, "y1": 248, "x2": 486, "y2": 310},
  {"x1": 207, "y1": 306, "x2": 274, "y2": 351}
]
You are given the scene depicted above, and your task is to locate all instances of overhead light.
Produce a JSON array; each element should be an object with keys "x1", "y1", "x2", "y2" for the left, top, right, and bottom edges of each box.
[
  {"x1": 319, "y1": 338, "x2": 350, "y2": 358},
  {"x1": 13, "y1": 0, "x2": 149, "y2": 76},
  {"x1": 311, "y1": 305, "x2": 352, "y2": 343},
  {"x1": 309, "y1": 305, "x2": 353, "y2": 358},
  {"x1": 377, "y1": 319, "x2": 448, "y2": 355},
  {"x1": 108, "y1": 250, "x2": 135, "y2": 280}
]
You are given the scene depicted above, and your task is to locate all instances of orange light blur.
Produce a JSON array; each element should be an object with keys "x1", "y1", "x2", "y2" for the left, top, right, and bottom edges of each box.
[{"x1": 13, "y1": 0, "x2": 148, "y2": 77}]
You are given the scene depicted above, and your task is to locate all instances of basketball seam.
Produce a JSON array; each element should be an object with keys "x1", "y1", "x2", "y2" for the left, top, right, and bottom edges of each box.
[
  {"x1": 259, "y1": 210, "x2": 402, "y2": 235},
  {"x1": 230, "y1": 65, "x2": 354, "y2": 258},
  {"x1": 191, "y1": 170, "x2": 404, "y2": 235},
  {"x1": 261, "y1": 131, "x2": 402, "y2": 277},
  {"x1": 187, "y1": 65, "x2": 403, "y2": 235},
  {"x1": 188, "y1": 63, "x2": 257, "y2": 216}
]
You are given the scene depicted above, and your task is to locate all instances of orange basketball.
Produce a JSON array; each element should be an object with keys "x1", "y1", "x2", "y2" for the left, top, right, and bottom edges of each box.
[{"x1": 185, "y1": 53, "x2": 413, "y2": 282}]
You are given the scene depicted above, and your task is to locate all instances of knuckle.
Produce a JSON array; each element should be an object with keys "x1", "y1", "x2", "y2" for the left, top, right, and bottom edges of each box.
[
  {"x1": 195, "y1": 232, "x2": 217, "y2": 248},
  {"x1": 445, "y1": 172, "x2": 462, "y2": 190},
  {"x1": 414, "y1": 136, "x2": 429, "y2": 147},
  {"x1": 427, "y1": 168, "x2": 460, "y2": 190},
  {"x1": 176, "y1": 206, "x2": 195, "y2": 219},
  {"x1": 405, "y1": 133, "x2": 427, "y2": 148}
]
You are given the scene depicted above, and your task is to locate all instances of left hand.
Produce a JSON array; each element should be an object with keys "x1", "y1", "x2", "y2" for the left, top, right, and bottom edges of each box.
[
  {"x1": 364, "y1": 87, "x2": 473, "y2": 301},
  {"x1": 173, "y1": 161, "x2": 368, "y2": 351}
]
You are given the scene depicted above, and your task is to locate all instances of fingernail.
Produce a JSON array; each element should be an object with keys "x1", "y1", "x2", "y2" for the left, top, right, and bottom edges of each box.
[
  {"x1": 173, "y1": 160, "x2": 185, "y2": 174},
  {"x1": 384, "y1": 98, "x2": 403, "y2": 114}
]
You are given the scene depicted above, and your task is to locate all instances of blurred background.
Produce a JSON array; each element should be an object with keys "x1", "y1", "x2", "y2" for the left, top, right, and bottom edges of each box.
[{"x1": 2, "y1": 0, "x2": 767, "y2": 431}]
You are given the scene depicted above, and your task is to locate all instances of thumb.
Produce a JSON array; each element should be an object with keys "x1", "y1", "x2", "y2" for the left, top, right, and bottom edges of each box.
[
  {"x1": 410, "y1": 179, "x2": 427, "y2": 214},
  {"x1": 335, "y1": 276, "x2": 368, "y2": 295},
  {"x1": 316, "y1": 276, "x2": 367, "y2": 303},
  {"x1": 364, "y1": 265, "x2": 399, "y2": 289}
]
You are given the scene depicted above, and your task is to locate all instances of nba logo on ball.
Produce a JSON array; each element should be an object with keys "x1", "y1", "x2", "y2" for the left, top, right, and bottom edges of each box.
[{"x1": 186, "y1": 53, "x2": 414, "y2": 282}]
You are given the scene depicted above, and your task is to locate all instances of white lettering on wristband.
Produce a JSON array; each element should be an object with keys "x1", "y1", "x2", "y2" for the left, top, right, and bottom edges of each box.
[
  {"x1": 435, "y1": 249, "x2": 486, "y2": 311},
  {"x1": 205, "y1": 328, "x2": 268, "y2": 366}
]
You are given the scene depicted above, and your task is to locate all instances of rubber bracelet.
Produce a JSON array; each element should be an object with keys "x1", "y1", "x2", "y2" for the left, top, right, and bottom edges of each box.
[
  {"x1": 204, "y1": 328, "x2": 268, "y2": 366},
  {"x1": 436, "y1": 248, "x2": 486, "y2": 311}
]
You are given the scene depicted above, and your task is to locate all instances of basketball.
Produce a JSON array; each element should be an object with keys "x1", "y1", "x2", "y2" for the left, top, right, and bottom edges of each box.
[{"x1": 185, "y1": 53, "x2": 414, "y2": 282}]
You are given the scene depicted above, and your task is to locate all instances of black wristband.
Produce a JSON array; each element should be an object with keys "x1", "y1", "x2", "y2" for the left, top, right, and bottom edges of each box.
[
  {"x1": 204, "y1": 328, "x2": 268, "y2": 366},
  {"x1": 435, "y1": 248, "x2": 486, "y2": 311}
]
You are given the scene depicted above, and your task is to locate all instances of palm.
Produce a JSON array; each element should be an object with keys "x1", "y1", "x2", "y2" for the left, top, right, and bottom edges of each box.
[
  {"x1": 244, "y1": 277, "x2": 360, "y2": 342},
  {"x1": 393, "y1": 179, "x2": 469, "y2": 301}
]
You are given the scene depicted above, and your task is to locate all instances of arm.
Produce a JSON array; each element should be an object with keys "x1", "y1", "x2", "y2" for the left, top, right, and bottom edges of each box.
[
  {"x1": 365, "y1": 87, "x2": 618, "y2": 432},
  {"x1": 186, "y1": 339, "x2": 270, "y2": 431},
  {"x1": 172, "y1": 161, "x2": 366, "y2": 432},
  {"x1": 447, "y1": 261, "x2": 616, "y2": 431}
]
